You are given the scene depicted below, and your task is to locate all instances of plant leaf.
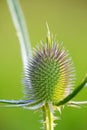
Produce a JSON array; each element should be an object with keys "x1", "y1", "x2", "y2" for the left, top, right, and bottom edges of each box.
[{"x1": 7, "y1": 0, "x2": 32, "y2": 71}]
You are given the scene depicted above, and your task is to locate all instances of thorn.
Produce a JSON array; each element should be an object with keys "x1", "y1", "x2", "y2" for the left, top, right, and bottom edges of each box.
[
  {"x1": 57, "y1": 107, "x2": 62, "y2": 114},
  {"x1": 41, "y1": 120, "x2": 47, "y2": 124},
  {"x1": 53, "y1": 115, "x2": 60, "y2": 121},
  {"x1": 40, "y1": 125, "x2": 44, "y2": 130},
  {"x1": 53, "y1": 123, "x2": 57, "y2": 127}
]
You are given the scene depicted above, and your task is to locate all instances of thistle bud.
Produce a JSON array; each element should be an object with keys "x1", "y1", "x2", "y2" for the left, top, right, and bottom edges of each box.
[{"x1": 24, "y1": 31, "x2": 75, "y2": 108}]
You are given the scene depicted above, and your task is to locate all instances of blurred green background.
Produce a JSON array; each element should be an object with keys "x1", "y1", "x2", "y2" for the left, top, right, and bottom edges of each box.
[{"x1": 0, "y1": 0, "x2": 87, "y2": 130}]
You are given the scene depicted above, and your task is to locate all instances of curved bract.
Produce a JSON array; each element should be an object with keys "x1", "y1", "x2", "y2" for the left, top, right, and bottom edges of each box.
[{"x1": 24, "y1": 40, "x2": 75, "y2": 106}]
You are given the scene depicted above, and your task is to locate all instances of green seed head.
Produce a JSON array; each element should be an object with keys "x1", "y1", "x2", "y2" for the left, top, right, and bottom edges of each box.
[{"x1": 24, "y1": 30, "x2": 75, "y2": 107}]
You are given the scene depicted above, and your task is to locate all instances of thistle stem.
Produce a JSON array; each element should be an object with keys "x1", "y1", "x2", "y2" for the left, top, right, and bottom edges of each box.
[{"x1": 42, "y1": 103, "x2": 54, "y2": 130}]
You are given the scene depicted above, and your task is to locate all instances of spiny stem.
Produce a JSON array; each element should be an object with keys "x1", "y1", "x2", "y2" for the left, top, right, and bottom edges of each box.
[{"x1": 42, "y1": 103, "x2": 54, "y2": 130}]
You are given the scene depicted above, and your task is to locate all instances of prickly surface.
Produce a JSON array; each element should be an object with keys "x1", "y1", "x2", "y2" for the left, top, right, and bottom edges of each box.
[{"x1": 24, "y1": 42, "x2": 75, "y2": 105}]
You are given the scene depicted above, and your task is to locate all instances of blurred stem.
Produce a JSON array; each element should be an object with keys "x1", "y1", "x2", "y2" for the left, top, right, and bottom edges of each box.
[
  {"x1": 7, "y1": 0, "x2": 32, "y2": 70},
  {"x1": 42, "y1": 103, "x2": 54, "y2": 130}
]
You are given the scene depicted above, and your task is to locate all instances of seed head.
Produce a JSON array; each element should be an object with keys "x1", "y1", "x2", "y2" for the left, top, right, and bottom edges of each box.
[{"x1": 24, "y1": 31, "x2": 75, "y2": 108}]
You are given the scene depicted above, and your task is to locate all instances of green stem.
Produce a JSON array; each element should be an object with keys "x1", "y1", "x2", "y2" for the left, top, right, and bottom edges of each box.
[{"x1": 42, "y1": 103, "x2": 54, "y2": 130}]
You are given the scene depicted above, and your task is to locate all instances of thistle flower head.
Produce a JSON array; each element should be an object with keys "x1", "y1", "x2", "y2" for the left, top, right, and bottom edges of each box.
[
  {"x1": 0, "y1": 1, "x2": 87, "y2": 130},
  {"x1": 24, "y1": 27, "x2": 75, "y2": 108}
]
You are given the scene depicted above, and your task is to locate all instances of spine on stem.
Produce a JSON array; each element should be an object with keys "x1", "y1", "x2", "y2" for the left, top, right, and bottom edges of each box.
[{"x1": 42, "y1": 103, "x2": 54, "y2": 130}]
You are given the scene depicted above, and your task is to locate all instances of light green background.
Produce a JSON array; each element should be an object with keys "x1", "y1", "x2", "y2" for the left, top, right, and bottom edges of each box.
[{"x1": 0, "y1": 0, "x2": 87, "y2": 130}]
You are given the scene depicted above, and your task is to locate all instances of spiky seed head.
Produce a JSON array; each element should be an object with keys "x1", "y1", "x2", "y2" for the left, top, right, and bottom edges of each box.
[{"x1": 24, "y1": 30, "x2": 75, "y2": 108}]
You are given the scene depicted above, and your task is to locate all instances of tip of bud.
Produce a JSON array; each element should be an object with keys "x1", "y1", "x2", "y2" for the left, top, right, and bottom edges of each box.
[
  {"x1": 46, "y1": 22, "x2": 51, "y2": 45},
  {"x1": 24, "y1": 26, "x2": 75, "y2": 109}
]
